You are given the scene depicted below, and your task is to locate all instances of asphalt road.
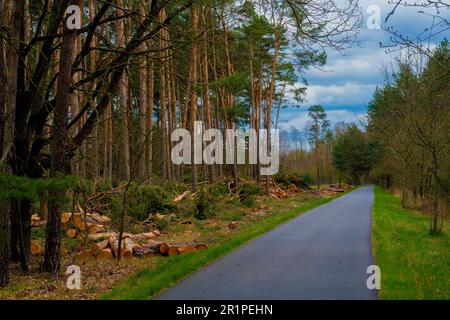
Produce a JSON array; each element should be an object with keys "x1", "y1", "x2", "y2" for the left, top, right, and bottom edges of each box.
[{"x1": 156, "y1": 186, "x2": 378, "y2": 300}]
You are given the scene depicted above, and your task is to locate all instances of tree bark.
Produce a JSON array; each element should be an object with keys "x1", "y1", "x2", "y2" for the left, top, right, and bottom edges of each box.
[
  {"x1": 138, "y1": 2, "x2": 148, "y2": 180},
  {"x1": 116, "y1": 0, "x2": 131, "y2": 181},
  {"x1": 0, "y1": 0, "x2": 20, "y2": 287},
  {"x1": 189, "y1": 6, "x2": 199, "y2": 191},
  {"x1": 43, "y1": 0, "x2": 79, "y2": 275}
]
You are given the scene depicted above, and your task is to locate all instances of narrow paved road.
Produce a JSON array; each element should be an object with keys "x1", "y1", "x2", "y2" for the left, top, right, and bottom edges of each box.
[{"x1": 156, "y1": 186, "x2": 378, "y2": 300}]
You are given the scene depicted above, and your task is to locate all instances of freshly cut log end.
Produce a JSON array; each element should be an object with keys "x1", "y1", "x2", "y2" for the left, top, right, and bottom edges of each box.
[
  {"x1": 66, "y1": 228, "x2": 77, "y2": 238},
  {"x1": 72, "y1": 214, "x2": 83, "y2": 229},
  {"x1": 159, "y1": 243, "x2": 169, "y2": 254},
  {"x1": 31, "y1": 240, "x2": 42, "y2": 256},
  {"x1": 61, "y1": 212, "x2": 72, "y2": 224},
  {"x1": 167, "y1": 246, "x2": 179, "y2": 256}
]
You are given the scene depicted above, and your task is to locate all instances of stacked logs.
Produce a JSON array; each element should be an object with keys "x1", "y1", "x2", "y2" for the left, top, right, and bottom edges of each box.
[
  {"x1": 319, "y1": 184, "x2": 352, "y2": 196},
  {"x1": 76, "y1": 230, "x2": 208, "y2": 262},
  {"x1": 62, "y1": 211, "x2": 111, "y2": 239},
  {"x1": 30, "y1": 209, "x2": 209, "y2": 262}
]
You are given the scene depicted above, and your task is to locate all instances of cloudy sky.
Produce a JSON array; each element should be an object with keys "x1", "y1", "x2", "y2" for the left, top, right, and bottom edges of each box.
[{"x1": 279, "y1": 0, "x2": 450, "y2": 131}]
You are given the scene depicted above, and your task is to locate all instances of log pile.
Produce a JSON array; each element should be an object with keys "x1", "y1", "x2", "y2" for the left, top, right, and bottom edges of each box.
[
  {"x1": 319, "y1": 184, "x2": 352, "y2": 196},
  {"x1": 261, "y1": 178, "x2": 288, "y2": 198},
  {"x1": 29, "y1": 205, "x2": 208, "y2": 262},
  {"x1": 61, "y1": 211, "x2": 111, "y2": 239},
  {"x1": 76, "y1": 230, "x2": 208, "y2": 262}
]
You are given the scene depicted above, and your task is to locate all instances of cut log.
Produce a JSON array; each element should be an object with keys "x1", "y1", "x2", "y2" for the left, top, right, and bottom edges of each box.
[
  {"x1": 195, "y1": 244, "x2": 208, "y2": 250},
  {"x1": 131, "y1": 232, "x2": 157, "y2": 242},
  {"x1": 89, "y1": 232, "x2": 117, "y2": 241},
  {"x1": 100, "y1": 215, "x2": 112, "y2": 224},
  {"x1": 97, "y1": 248, "x2": 113, "y2": 260},
  {"x1": 61, "y1": 212, "x2": 72, "y2": 224},
  {"x1": 31, "y1": 240, "x2": 42, "y2": 256},
  {"x1": 97, "y1": 239, "x2": 109, "y2": 250},
  {"x1": 174, "y1": 190, "x2": 190, "y2": 203},
  {"x1": 141, "y1": 240, "x2": 169, "y2": 254},
  {"x1": 133, "y1": 246, "x2": 159, "y2": 257},
  {"x1": 167, "y1": 246, "x2": 179, "y2": 256},
  {"x1": 177, "y1": 245, "x2": 196, "y2": 254},
  {"x1": 87, "y1": 223, "x2": 104, "y2": 234},
  {"x1": 122, "y1": 232, "x2": 133, "y2": 239},
  {"x1": 91, "y1": 239, "x2": 109, "y2": 256},
  {"x1": 110, "y1": 238, "x2": 134, "y2": 259},
  {"x1": 66, "y1": 228, "x2": 77, "y2": 238},
  {"x1": 73, "y1": 214, "x2": 86, "y2": 230}
]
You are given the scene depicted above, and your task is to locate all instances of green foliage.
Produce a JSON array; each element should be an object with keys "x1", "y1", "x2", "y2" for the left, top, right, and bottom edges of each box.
[
  {"x1": 332, "y1": 124, "x2": 374, "y2": 184},
  {"x1": 274, "y1": 171, "x2": 311, "y2": 189},
  {"x1": 307, "y1": 105, "x2": 331, "y2": 144},
  {"x1": 111, "y1": 185, "x2": 173, "y2": 222},
  {"x1": 129, "y1": 185, "x2": 172, "y2": 221},
  {"x1": 194, "y1": 187, "x2": 215, "y2": 220},
  {"x1": 302, "y1": 173, "x2": 316, "y2": 186},
  {"x1": 238, "y1": 181, "x2": 260, "y2": 207},
  {"x1": 0, "y1": 174, "x2": 78, "y2": 205}
]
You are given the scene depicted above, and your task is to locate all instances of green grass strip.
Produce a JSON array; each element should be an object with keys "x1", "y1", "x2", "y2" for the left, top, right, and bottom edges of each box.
[
  {"x1": 372, "y1": 186, "x2": 450, "y2": 299},
  {"x1": 102, "y1": 192, "x2": 348, "y2": 300}
]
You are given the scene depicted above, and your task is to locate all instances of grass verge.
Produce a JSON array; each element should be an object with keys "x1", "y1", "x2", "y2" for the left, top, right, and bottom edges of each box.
[
  {"x1": 102, "y1": 192, "x2": 348, "y2": 300},
  {"x1": 372, "y1": 186, "x2": 450, "y2": 299}
]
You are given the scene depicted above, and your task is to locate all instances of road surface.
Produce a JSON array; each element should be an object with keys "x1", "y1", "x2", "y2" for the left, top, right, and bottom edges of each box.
[{"x1": 156, "y1": 186, "x2": 378, "y2": 300}]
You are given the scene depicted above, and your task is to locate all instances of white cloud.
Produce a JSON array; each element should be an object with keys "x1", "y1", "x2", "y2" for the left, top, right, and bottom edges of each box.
[
  {"x1": 281, "y1": 109, "x2": 367, "y2": 131},
  {"x1": 303, "y1": 83, "x2": 377, "y2": 106}
]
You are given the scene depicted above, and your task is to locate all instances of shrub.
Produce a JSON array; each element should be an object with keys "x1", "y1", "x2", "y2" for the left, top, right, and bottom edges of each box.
[
  {"x1": 274, "y1": 171, "x2": 311, "y2": 189},
  {"x1": 239, "y1": 181, "x2": 260, "y2": 207},
  {"x1": 112, "y1": 185, "x2": 172, "y2": 221},
  {"x1": 194, "y1": 187, "x2": 215, "y2": 220}
]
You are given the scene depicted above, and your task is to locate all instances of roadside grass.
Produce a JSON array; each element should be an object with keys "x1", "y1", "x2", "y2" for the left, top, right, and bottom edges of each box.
[
  {"x1": 102, "y1": 192, "x2": 348, "y2": 300},
  {"x1": 372, "y1": 186, "x2": 450, "y2": 299}
]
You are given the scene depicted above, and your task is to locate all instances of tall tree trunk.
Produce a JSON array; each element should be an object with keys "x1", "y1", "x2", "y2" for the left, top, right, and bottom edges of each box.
[
  {"x1": 43, "y1": 0, "x2": 79, "y2": 275},
  {"x1": 10, "y1": 0, "x2": 31, "y2": 272},
  {"x1": 264, "y1": 28, "x2": 280, "y2": 196},
  {"x1": 159, "y1": 9, "x2": 168, "y2": 180},
  {"x1": 201, "y1": 7, "x2": 215, "y2": 183},
  {"x1": 431, "y1": 153, "x2": 439, "y2": 233},
  {"x1": 138, "y1": 2, "x2": 148, "y2": 180},
  {"x1": 0, "y1": 0, "x2": 20, "y2": 287},
  {"x1": 220, "y1": 0, "x2": 237, "y2": 187},
  {"x1": 117, "y1": 0, "x2": 131, "y2": 181},
  {"x1": 147, "y1": 39, "x2": 155, "y2": 184},
  {"x1": 189, "y1": 6, "x2": 199, "y2": 191}
]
